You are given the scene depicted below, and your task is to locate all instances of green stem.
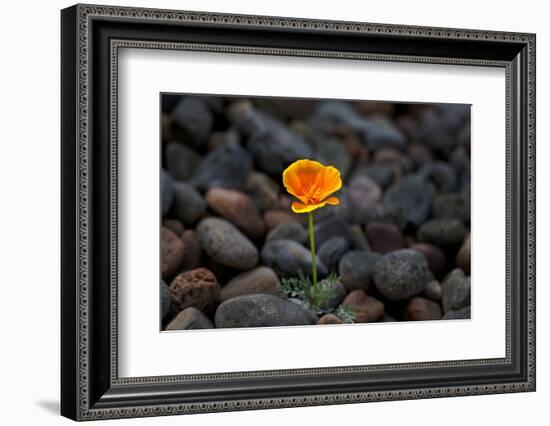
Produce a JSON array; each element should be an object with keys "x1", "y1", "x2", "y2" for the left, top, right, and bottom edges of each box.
[{"x1": 308, "y1": 211, "x2": 318, "y2": 291}]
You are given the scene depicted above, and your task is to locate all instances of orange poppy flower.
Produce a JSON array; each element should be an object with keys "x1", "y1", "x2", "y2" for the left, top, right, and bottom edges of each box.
[{"x1": 282, "y1": 159, "x2": 342, "y2": 213}]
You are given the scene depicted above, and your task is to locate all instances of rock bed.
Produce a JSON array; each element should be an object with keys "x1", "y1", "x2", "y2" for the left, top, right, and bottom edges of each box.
[{"x1": 160, "y1": 96, "x2": 471, "y2": 330}]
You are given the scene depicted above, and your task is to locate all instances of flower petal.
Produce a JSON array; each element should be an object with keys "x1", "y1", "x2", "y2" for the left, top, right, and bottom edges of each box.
[
  {"x1": 313, "y1": 166, "x2": 342, "y2": 202},
  {"x1": 283, "y1": 159, "x2": 325, "y2": 199},
  {"x1": 291, "y1": 201, "x2": 324, "y2": 214},
  {"x1": 324, "y1": 196, "x2": 340, "y2": 206}
]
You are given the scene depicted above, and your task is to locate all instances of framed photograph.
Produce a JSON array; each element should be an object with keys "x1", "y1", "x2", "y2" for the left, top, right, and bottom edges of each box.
[{"x1": 61, "y1": 4, "x2": 536, "y2": 421}]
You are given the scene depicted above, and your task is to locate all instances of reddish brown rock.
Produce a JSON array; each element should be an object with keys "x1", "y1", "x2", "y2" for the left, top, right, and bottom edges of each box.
[
  {"x1": 404, "y1": 296, "x2": 442, "y2": 321},
  {"x1": 410, "y1": 242, "x2": 447, "y2": 278},
  {"x1": 262, "y1": 209, "x2": 298, "y2": 230},
  {"x1": 179, "y1": 230, "x2": 202, "y2": 271},
  {"x1": 162, "y1": 219, "x2": 184, "y2": 236},
  {"x1": 318, "y1": 314, "x2": 345, "y2": 325},
  {"x1": 220, "y1": 267, "x2": 281, "y2": 302},
  {"x1": 342, "y1": 290, "x2": 384, "y2": 323},
  {"x1": 456, "y1": 234, "x2": 471, "y2": 275},
  {"x1": 205, "y1": 188, "x2": 265, "y2": 239},
  {"x1": 365, "y1": 221, "x2": 405, "y2": 254},
  {"x1": 162, "y1": 227, "x2": 185, "y2": 280},
  {"x1": 169, "y1": 268, "x2": 220, "y2": 315}
]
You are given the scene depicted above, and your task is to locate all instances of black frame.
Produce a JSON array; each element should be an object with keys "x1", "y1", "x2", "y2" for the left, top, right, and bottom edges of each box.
[{"x1": 61, "y1": 4, "x2": 536, "y2": 421}]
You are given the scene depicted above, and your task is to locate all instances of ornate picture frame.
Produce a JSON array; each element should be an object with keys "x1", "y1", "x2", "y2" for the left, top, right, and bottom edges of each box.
[{"x1": 61, "y1": 4, "x2": 536, "y2": 421}]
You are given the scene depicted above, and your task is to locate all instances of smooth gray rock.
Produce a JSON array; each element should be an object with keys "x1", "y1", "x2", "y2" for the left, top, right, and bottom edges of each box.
[
  {"x1": 266, "y1": 222, "x2": 308, "y2": 245},
  {"x1": 191, "y1": 144, "x2": 253, "y2": 191},
  {"x1": 171, "y1": 182, "x2": 206, "y2": 226},
  {"x1": 161, "y1": 169, "x2": 173, "y2": 216},
  {"x1": 171, "y1": 97, "x2": 213, "y2": 147},
  {"x1": 312, "y1": 102, "x2": 406, "y2": 152},
  {"x1": 317, "y1": 237, "x2": 351, "y2": 272},
  {"x1": 441, "y1": 268, "x2": 471, "y2": 313},
  {"x1": 442, "y1": 306, "x2": 471, "y2": 320},
  {"x1": 197, "y1": 218, "x2": 259, "y2": 270},
  {"x1": 373, "y1": 249, "x2": 432, "y2": 301},
  {"x1": 349, "y1": 225, "x2": 371, "y2": 250},
  {"x1": 228, "y1": 100, "x2": 312, "y2": 175},
  {"x1": 215, "y1": 294, "x2": 317, "y2": 328},
  {"x1": 432, "y1": 193, "x2": 470, "y2": 223},
  {"x1": 165, "y1": 143, "x2": 201, "y2": 181},
  {"x1": 161, "y1": 280, "x2": 171, "y2": 319},
  {"x1": 314, "y1": 138, "x2": 352, "y2": 178},
  {"x1": 338, "y1": 250, "x2": 382, "y2": 292},
  {"x1": 352, "y1": 163, "x2": 394, "y2": 189},
  {"x1": 383, "y1": 175, "x2": 434, "y2": 229},
  {"x1": 314, "y1": 217, "x2": 353, "y2": 247},
  {"x1": 261, "y1": 239, "x2": 327, "y2": 279},
  {"x1": 318, "y1": 236, "x2": 351, "y2": 272},
  {"x1": 418, "y1": 219, "x2": 467, "y2": 248},
  {"x1": 419, "y1": 161, "x2": 458, "y2": 193}
]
